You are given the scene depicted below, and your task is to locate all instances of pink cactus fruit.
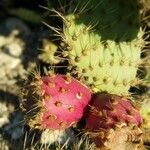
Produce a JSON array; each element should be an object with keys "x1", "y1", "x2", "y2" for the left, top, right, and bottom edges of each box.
[
  {"x1": 85, "y1": 93, "x2": 143, "y2": 150},
  {"x1": 21, "y1": 74, "x2": 92, "y2": 130}
]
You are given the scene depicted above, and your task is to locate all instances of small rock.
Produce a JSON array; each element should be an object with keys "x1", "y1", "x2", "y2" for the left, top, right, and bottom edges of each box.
[
  {"x1": 40, "y1": 128, "x2": 75, "y2": 145},
  {"x1": 0, "y1": 102, "x2": 14, "y2": 128}
]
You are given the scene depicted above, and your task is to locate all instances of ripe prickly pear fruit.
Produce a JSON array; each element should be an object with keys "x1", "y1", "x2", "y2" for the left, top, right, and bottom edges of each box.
[
  {"x1": 85, "y1": 93, "x2": 143, "y2": 150},
  {"x1": 21, "y1": 74, "x2": 92, "y2": 130},
  {"x1": 60, "y1": 0, "x2": 144, "y2": 96}
]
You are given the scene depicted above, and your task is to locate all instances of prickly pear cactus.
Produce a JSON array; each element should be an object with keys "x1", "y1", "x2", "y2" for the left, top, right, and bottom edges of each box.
[{"x1": 60, "y1": 0, "x2": 144, "y2": 96}]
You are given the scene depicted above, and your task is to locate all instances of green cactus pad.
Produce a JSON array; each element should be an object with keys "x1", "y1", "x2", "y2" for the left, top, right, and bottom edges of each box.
[
  {"x1": 67, "y1": 0, "x2": 141, "y2": 41},
  {"x1": 62, "y1": 0, "x2": 144, "y2": 96},
  {"x1": 140, "y1": 99, "x2": 150, "y2": 128}
]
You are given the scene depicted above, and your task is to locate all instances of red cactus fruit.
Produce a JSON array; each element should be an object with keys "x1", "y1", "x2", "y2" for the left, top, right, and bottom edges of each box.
[
  {"x1": 85, "y1": 93, "x2": 143, "y2": 150},
  {"x1": 21, "y1": 74, "x2": 92, "y2": 130}
]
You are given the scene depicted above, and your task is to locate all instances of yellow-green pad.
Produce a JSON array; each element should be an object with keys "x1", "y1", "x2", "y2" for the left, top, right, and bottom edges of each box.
[{"x1": 63, "y1": 0, "x2": 144, "y2": 96}]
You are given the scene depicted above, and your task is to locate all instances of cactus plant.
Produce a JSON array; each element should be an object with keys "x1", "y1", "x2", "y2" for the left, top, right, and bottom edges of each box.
[
  {"x1": 85, "y1": 93, "x2": 143, "y2": 149},
  {"x1": 18, "y1": 0, "x2": 148, "y2": 149}
]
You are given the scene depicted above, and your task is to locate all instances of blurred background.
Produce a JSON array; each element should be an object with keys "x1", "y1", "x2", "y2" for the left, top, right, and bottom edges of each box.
[{"x1": 0, "y1": 1, "x2": 63, "y2": 149}]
